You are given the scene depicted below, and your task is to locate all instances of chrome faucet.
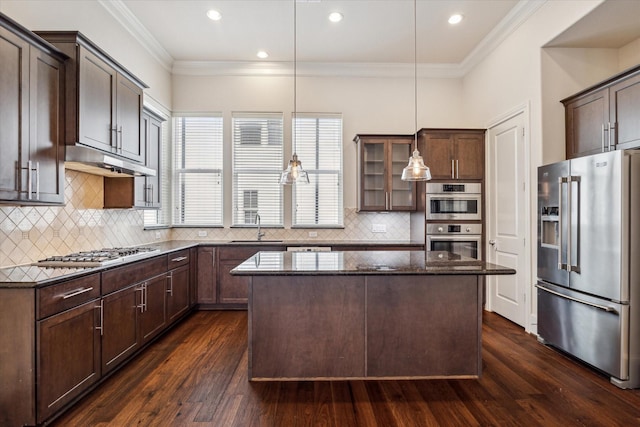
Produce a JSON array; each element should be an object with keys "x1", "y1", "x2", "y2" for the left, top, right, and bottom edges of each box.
[{"x1": 256, "y1": 213, "x2": 265, "y2": 241}]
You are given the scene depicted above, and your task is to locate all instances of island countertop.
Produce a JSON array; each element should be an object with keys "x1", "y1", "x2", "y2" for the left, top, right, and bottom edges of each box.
[{"x1": 231, "y1": 250, "x2": 515, "y2": 276}]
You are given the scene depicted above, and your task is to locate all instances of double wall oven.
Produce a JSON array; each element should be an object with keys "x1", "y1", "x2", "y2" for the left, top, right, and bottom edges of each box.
[{"x1": 425, "y1": 183, "x2": 482, "y2": 260}]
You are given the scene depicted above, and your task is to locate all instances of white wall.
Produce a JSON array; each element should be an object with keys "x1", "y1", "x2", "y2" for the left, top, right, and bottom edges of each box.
[
  {"x1": 173, "y1": 73, "x2": 464, "y2": 211},
  {"x1": 0, "y1": 0, "x2": 172, "y2": 109},
  {"x1": 620, "y1": 37, "x2": 640, "y2": 70}
]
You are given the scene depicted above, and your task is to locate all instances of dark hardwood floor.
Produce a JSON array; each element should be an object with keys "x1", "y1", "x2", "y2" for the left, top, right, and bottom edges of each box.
[{"x1": 51, "y1": 311, "x2": 640, "y2": 426}]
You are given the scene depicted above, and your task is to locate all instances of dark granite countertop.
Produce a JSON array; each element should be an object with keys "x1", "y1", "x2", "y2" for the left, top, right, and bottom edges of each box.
[
  {"x1": 231, "y1": 251, "x2": 516, "y2": 276},
  {"x1": 0, "y1": 240, "x2": 425, "y2": 288}
]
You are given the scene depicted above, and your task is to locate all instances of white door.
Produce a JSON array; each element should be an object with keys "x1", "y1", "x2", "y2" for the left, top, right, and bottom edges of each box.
[{"x1": 486, "y1": 112, "x2": 529, "y2": 327}]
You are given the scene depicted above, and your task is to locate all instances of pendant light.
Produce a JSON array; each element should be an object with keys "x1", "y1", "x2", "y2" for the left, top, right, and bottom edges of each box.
[
  {"x1": 280, "y1": 0, "x2": 309, "y2": 185},
  {"x1": 401, "y1": 0, "x2": 431, "y2": 182}
]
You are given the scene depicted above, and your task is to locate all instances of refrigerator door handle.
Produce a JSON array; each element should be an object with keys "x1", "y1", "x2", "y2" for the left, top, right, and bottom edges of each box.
[
  {"x1": 535, "y1": 284, "x2": 618, "y2": 313},
  {"x1": 569, "y1": 175, "x2": 581, "y2": 273},
  {"x1": 558, "y1": 176, "x2": 568, "y2": 270}
]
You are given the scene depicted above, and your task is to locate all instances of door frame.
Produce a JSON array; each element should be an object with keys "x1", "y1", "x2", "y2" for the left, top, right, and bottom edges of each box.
[{"x1": 484, "y1": 102, "x2": 534, "y2": 333}]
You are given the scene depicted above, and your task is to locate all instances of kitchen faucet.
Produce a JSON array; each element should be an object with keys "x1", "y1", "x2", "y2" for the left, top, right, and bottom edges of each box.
[{"x1": 256, "y1": 213, "x2": 265, "y2": 241}]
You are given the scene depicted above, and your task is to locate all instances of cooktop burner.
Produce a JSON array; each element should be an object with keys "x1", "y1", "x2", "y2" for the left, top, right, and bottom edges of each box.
[{"x1": 36, "y1": 247, "x2": 160, "y2": 268}]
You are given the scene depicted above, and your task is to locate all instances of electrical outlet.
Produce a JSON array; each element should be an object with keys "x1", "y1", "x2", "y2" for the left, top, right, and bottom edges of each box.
[
  {"x1": 155, "y1": 231, "x2": 161, "y2": 239},
  {"x1": 308, "y1": 231, "x2": 318, "y2": 238},
  {"x1": 198, "y1": 230, "x2": 207, "y2": 237},
  {"x1": 372, "y1": 224, "x2": 386, "y2": 233}
]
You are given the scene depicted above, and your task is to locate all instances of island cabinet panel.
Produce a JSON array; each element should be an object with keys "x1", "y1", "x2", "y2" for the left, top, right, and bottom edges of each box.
[
  {"x1": 36, "y1": 299, "x2": 101, "y2": 424},
  {"x1": 366, "y1": 275, "x2": 481, "y2": 378},
  {"x1": 249, "y1": 276, "x2": 366, "y2": 379}
]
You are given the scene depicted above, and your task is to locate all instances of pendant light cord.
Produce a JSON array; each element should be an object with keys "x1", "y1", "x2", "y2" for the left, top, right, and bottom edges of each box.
[
  {"x1": 414, "y1": 0, "x2": 418, "y2": 151},
  {"x1": 293, "y1": 0, "x2": 297, "y2": 153}
]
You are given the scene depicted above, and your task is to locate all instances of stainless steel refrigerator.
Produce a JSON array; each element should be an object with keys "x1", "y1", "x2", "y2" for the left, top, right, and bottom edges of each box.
[{"x1": 537, "y1": 149, "x2": 640, "y2": 388}]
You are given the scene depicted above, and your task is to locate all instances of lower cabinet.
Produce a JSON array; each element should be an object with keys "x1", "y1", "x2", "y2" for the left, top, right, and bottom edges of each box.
[
  {"x1": 101, "y1": 283, "x2": 140, "y2": 374},
  {"x1": 0, "y1": 248, "x2": 196, "y2": 426},
  {"x1": 218, "y1": 259, "x2": 250, "y2": 304},
  {"x1": 37, "y1": 298, "x2": 101, "y2": 424}
]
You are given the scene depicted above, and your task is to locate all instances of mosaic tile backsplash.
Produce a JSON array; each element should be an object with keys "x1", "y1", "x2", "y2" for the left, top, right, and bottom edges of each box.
[{"x1": 0, "y1": 171, "x2": 411, "y2": 268}]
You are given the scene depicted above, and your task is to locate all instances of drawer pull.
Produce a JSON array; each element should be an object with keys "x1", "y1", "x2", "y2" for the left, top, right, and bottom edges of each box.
[
  {"x1": 171, "y1": 256, "x2": 188, "y2": 262},
  {"x1": 60, "y1": 287, "x2": 94, "y2": 300}
]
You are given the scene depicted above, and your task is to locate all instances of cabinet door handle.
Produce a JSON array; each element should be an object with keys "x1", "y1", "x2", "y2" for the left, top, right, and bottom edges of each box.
[
  {"x1": 111, "y1": 126, "x2": 118, "y2": 149},
  {"x1": 608, "y1": 122, "x2": 613, "y2": 151},
  {"x1": 60, "y1": 286, "x2": 94, "y2": 299},
  {"x1": 95, "y1": 300, "x2": 104, "y2": 336},
  {"x1": 171, "y1": 256, "x2": 188, "y2": 262},
  {"x1": 27, "y1": 160, "x2": 33, "y2": 200},
  {"x1": 456, "y1": 159, "x2": 459, "y2": 179},
  {"x1": 166, "y1": 273, "x2": 173, "y2": 296},
  {"x1": 451, "y1": 159, "x2": 455, "y2": 179},
  {"x1": 136, "y1": 284, "x2": 145, "y2": 313},
  {"x1": 117, "y1": 126, "x2": 123, "y2": 152},
  {"x1": 601, "y1": 123, "x2": 606, "y2": 153}
]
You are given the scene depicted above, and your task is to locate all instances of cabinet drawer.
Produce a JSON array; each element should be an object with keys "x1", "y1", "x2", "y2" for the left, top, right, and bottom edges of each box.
[
  {"x1": 167, "y1": 249, "x2": 190, "y2": 268},
  {"x1": 38, "y1": 273, "x2": 101, "y2": 319},
  {"x1": 102, "y1": 255, "x2": 168, "y2": 295}
]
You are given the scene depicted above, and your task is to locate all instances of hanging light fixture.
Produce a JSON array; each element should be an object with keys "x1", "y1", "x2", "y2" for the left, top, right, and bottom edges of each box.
[
  {"x1": 280, "y1": 0, "x2": 309, "y2": 185},
  {"x1": 401, "y1": 0, "x2": 431, "y2": 182}
]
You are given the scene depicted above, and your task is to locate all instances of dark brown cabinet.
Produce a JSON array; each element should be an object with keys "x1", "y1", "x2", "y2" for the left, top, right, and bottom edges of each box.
[
  {"x1": 167, "y1": 250, "x2": 191, "y2": 323},
  {"x1": 563, "y1": 65, "x2": 640, "y2": 159},
  {"x1": 197, "y1": 246, "x2": 217, "y2": 305},
  {"x1": 36, "y1": 274, "x2": 101, "y2": 424},
  {"x1": 104, "y1": 108, "x2": 164, "y2": 209},
  {"x1": 35, "y1": 31, "x2": 147, "y2": 163},
  {"x1": 0, "y1": 15, "x2": 65, "y2": 205},
  {"x1": 418, "y1": 129, "x2": 485, "y2": 181},
  {"x1": 101, "y1": 283, "x2": 140, "y2": 374},
  {"x1": 354, "y1": 134, "x2": 416, "y2": 212},
  {"x1": 139, "y1": 274, "x2": 168, "y2": 344}
]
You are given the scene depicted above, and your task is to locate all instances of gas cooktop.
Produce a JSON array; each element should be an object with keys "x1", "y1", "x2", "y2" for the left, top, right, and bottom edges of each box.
[{"x1": 35, "y1": 247, "x2": 160, "y2": 268}]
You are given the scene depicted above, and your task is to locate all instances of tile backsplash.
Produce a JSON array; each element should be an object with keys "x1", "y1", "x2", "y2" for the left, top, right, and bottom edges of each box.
[{"x1": 0, "y1": 171, "x2": 411, "y2": 268}]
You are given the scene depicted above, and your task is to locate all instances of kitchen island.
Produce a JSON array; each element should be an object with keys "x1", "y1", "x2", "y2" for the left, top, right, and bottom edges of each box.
[{"x1": 231, "y1": 250, "x2": 515, "y2": 381}]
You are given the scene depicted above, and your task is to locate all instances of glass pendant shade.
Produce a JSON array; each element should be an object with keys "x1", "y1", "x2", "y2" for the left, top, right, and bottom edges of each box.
[
  {"x1": 401, "y1": 149, "x2": 431, "y2": 181},
  {"x1": 280, "y1": 153, "x2": 309, "y2": 185}
]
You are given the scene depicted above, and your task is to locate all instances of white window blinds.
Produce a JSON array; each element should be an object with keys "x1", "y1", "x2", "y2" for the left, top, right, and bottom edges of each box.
[
  {"x1": 173, "y1": 116, "x2": 223, "y2": 226},
  {"x1": 293, "y1": 113, "x2": 343, "y2": 227},
  {"x1": 232, "y1": 113, "x2": 284, "y2": 226}
]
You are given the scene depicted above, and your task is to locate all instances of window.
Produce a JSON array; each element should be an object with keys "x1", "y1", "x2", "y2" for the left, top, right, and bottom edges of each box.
[
  {"x1": 232, "y1": 113, "x2": 283, "y2": 226},
  {"x1": 173, "y1": 115, "x2": 223, "y2": 226},
  {"x1": 293, "y1": 113, "x2": 343, "y2": 227}
]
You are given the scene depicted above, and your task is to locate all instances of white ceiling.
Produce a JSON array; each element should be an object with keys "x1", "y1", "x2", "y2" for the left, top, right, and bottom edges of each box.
[{"x1": 100, "y1": 0, "x2": 640, "y2": 76}]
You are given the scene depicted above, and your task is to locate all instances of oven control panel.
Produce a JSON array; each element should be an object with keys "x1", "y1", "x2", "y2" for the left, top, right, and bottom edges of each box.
[{"x1": 426, "y1": 223, "x2": 482, "y2": 235}]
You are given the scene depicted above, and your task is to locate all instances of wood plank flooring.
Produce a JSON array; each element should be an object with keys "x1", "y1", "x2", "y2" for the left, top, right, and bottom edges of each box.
[{"x1": 51, "y1": 311, "x2": 640, "y2": 426}]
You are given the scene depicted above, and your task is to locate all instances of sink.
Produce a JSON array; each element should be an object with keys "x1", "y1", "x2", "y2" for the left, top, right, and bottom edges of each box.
[{"x1": 229, "y1": 239, "x2": 283, "y2": 243}]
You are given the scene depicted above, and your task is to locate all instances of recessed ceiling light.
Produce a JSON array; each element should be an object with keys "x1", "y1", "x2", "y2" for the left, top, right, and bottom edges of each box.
[
  {"x1": 328, "y1": 12, "x2": 343, "y2": 23},
  {"x1": 257, "y1": 50, "x2": 269, "y2": 59},
  {"x1": 207, "y1": 9, "x2": 222, "y2": 21},
  {"x1": 448, "y1": 14, "x2": 463, "y2": 25}
]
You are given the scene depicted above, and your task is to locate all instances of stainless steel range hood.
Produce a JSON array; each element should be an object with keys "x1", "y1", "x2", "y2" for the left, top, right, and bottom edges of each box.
[{"x1": 65, "y1": 145, "x2": 156, "y2": 178}]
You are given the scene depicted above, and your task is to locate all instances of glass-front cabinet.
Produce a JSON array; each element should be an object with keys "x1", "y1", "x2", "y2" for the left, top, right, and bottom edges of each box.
[{"x1": 354, "y1": 135, "x2": 416, "y2": 211}]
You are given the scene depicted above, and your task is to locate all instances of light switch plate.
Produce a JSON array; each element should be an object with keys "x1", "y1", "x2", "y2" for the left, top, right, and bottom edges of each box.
[
  {"x1": 198, "y1": 230, "x2": 207, "y2": 237},
  {"x1": 308, "y1": 231, "x2": 318, "y2": 237}
]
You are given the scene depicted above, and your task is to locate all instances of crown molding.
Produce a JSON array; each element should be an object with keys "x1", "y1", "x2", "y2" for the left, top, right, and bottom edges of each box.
[
  {"x1": 171, "y1": 61, "x2": 466, "y2": 79},
  {"x1": 98, "y1": 0, "x2": 174, "y2": 71}
]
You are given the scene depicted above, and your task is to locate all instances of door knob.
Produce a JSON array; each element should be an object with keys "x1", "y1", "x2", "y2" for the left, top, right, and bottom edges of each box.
[{"x1": 489, "y1": 239, "x2": 496, "y2": 246}]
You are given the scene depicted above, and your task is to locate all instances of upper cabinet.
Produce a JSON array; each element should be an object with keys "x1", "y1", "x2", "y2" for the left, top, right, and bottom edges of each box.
[
  {"x1": 104, "y1": 108, "x2": 164, "y2": 209},
  {"x1": 563, "y1": 65, "x2": 640, "y2": 159},
  {"x1": 354, "y1": 135, "x2": 416, "y2": 212},
  {"x1": 0, "y1": 14, "x2": 66, "y2": 205},
  {"x1": 418, "y1": 129, "x2": 485, "y2": 181},
  {"x1": 35, "y1": 31, "x2": 148, "y2": 164}
]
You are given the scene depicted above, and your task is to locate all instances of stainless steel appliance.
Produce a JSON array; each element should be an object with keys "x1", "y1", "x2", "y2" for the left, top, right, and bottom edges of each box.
[
  {"x1": 537, "y1": 149, "x2": 640, "y2": 388},
  {"x1": 35, "y1": 246, "x2": 160, "y2": 268},
  {"x1": 426, "y1": 223, "x2": 482, "y2": 260},
  {"x1": 426, "y1": 183, "x2": 481, "y2": 220}
]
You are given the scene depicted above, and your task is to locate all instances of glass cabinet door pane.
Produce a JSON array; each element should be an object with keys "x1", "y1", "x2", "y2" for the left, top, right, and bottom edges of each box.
[
  {"x1": 390, "y1": 142, "x2": 413, "y2": 208},
  {"x1": 363, "y1": 143, "x2": 385, "y2": 208}
]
